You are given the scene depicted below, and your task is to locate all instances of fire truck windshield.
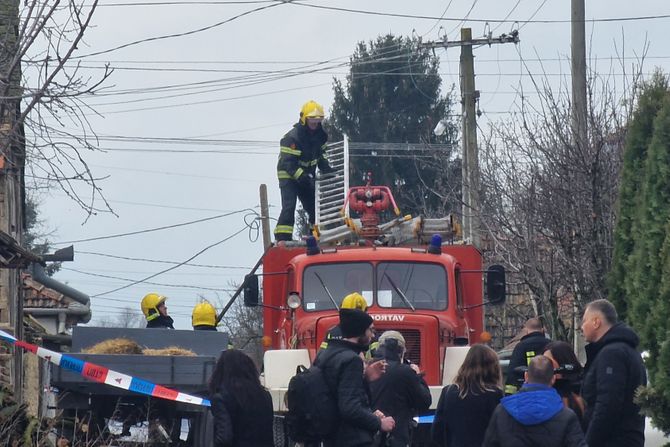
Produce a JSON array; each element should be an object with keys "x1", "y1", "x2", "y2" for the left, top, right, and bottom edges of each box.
[
  {"x1": 302, "y1": 262, "x2": 447, "y2": 311},
  {"x1": 303, "y1": 262, "x2": 373, "y2": 311},
  {"x1": 377, "y1": 262, "x2": 447, "y2": 310}
]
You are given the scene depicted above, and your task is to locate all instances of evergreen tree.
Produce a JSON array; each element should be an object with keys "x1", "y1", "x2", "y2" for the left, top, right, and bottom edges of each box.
[
  {"x1": 329, "y1": 34, "x2": 459, "y2": 217},
  {"x1": 609, "y1": 74, "x2": 668, "y2": 318},
  {"x1": 610, "y1": 73, "x2": 670, "y2": 435},
  {"x1": 625, "y1": 92, "x2": 670, "y2": 376}
]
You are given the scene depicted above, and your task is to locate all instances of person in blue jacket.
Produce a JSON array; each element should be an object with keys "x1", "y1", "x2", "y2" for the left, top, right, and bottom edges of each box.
[{"x1": 483, "y1": 355, "x2": 586, "y2": 447}]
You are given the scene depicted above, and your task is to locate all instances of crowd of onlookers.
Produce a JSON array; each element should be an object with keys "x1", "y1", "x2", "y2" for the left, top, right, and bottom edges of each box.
[{"x1": 207, "y1": 297, "x2": 647, "y2": 447}]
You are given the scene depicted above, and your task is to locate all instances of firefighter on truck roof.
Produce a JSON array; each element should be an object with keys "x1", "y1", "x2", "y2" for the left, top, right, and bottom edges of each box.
[{"x1": 274, "y1": 100, "x2": 334, "y2": 242}]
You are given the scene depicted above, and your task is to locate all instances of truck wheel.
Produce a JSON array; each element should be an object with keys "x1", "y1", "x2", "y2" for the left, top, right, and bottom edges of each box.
[{"x1": 272, "y1": 415, "x2": 292, "y2": 447}]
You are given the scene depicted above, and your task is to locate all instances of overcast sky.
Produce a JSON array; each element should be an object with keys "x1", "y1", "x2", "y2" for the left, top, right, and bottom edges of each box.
[{"x1": 29, "y1": 0, "x2": 670, "y2": 329}]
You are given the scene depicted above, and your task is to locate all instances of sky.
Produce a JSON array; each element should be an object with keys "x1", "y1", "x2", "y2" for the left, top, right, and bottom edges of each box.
[{"x1": 26, "y1": 0, "x2": 670, "y2": 329}]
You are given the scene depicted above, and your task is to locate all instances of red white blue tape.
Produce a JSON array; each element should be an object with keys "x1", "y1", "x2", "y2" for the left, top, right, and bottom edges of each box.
[{"x1": 0, "y1": 329, "x2": 210, "y2": 407}]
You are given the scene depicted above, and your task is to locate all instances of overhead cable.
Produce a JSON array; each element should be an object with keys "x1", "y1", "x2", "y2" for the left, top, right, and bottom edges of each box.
[{"x1": 53, "y1": 208, "x2": 254, "y2": 244}]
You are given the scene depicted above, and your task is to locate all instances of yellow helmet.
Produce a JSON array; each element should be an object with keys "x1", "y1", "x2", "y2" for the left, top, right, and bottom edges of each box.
[
  {"x1": 192, "y1": 301, "x2": 217, "y2": 328},
  {"x1": 341, "y1": 292, "x2": 368, "y2": 311},
  {"x1": 299, "y1": 100, "x2": 325, "y2": 125},
  {"x1": 141, "y1": 293, "x2": 166, "y2": 321}
]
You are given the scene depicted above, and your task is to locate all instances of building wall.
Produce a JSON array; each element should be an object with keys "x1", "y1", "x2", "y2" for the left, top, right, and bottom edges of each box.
[{"x1": 0, "y1": 0, "x2": 27, "y2": 400}]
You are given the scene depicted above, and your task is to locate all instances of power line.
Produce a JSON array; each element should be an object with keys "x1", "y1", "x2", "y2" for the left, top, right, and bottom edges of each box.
[
  {"x1": 282, "y1": 2, "x2": 670, "y2": 24},
  {"x1": 77, "y1": 250, "x2": 252, "y2": 269},
  {"x1": 91, "y1": 225, "x2": 249, "y2": 297},
  {"x1": 54, "y1": 208, "x2": 254, "y2": 244},
  {"x1": 62, "y1": 267, "x2": 234, "y2": 292},
  {"x1": 73, "y1": 1, "x2": 287, "y2": 59},
  {"x1": 94, "y1": 0, "x2": 274, "y2": 5}
]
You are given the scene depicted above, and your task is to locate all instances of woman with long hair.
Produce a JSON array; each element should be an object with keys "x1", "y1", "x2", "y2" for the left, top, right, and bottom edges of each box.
[
  {"x1": 208, "y1": 349, "x2": 274, "y2": 447},
  {"x1": 431, "y1": 344, "x2": 504, "y2": 447},
  {"x1": 543, "y1": 341, "x2": 586, "y2": 428}
]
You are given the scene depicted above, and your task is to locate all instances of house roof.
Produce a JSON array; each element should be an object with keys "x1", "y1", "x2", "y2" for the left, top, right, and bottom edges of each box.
[
  {"x1": 23, "y1": 273, "x2": 71, "y2": 308},
  {"x1": 0, "y1": 231, "x2": 41, "y2": 268},
  {"x1": 22, "y1": 272, "x2": 92, "y2": 324}
]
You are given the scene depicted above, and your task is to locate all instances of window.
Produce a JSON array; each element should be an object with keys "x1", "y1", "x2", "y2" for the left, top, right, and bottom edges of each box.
[
  {"x1": 376, "y1": 262, "x2": 447, "y2": 310},
  {"x1": 302, "y1": 263, "x2": 373, "y2": 312}
]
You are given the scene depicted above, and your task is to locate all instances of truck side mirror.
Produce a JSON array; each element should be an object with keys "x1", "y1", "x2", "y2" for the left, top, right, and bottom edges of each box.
[
  {"x1": 243, "y1": 274, "x2": 259, "y2": 307},
  {"x1": 486, "y1": 265, "x2": 506, "y2": 305}
]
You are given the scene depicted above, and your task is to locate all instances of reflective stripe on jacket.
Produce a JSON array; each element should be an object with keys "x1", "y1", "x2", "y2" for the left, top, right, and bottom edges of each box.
[{"x1": 277, "y1": 123, "x2": 329, "y2": 181}]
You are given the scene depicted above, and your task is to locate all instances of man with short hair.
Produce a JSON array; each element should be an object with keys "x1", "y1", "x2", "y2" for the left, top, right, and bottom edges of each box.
[
  {"x1": 483, "y1": 355, "x2": 586, "y2": 447},
  {"x1": 370, "y1": 331, "x2": 431, "y2": 447},
  {"x1": 505, "y1": 317, "x2": 551, "y2": 394},
  {"x1": 315, "y1": 308, "x2": 395, "y2": 447},
  {"x1": 580, "y1": 299, "x2": 647, "y2": 447}
]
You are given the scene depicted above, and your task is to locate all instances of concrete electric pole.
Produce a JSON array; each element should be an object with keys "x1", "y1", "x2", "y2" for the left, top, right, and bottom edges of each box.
[
  {"x1": 571, "y1": 0, "x2": 587, "y2": 359},
  {"x1": 421, "y1": 28, "x2": 519, "y2": 248},
  {"x1": 571, "y1": 0, "x2": 588, "y2": 149}
]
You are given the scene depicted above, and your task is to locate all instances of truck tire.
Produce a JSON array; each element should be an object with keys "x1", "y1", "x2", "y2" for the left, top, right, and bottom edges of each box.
[
  {"x1": 273, "y1": 415, "x2": 292, "y2": 447},
  {"x1": 189, "y1": 411, "x2": 214, "y2": 447}
]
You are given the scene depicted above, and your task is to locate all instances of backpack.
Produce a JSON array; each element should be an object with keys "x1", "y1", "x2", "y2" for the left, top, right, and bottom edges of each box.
[{"x1": 286, "y1": 357, "x2": 340, "y2": 442}]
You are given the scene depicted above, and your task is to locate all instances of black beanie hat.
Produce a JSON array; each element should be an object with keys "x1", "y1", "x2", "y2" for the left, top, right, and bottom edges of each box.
[{"x1": 339, "y1": 308, "x2": 373, "y2": 338}]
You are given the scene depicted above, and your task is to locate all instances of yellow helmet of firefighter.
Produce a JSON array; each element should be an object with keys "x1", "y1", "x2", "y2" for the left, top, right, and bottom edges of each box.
[
  {"x1": 299, "y1": 100, "x2": 325, "y2": 125},
  {"x1": 192, "y1": 301, "x2": 217, "y2": 328},
  {"x1": 341, "y1": 292, "x2": 368, "y2": 311},
  {"x1": 141, "y1": 293, "x2": 167, "y2": 322}
]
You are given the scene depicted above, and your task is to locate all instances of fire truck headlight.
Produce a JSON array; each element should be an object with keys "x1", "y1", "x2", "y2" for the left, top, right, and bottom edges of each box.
[{"x1": 287, "y1": 293, "x2": 302, "y2": 310}]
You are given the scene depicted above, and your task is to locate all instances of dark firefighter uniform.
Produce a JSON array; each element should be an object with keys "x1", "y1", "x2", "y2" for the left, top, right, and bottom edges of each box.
[{"x1": 274, "y1": 100, "x2": 333, "y2": 241}]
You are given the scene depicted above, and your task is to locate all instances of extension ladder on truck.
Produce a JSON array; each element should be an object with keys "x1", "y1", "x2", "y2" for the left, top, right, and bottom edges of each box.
[{"x1": 314, "y1": 136, "x2": 352, "y2": 243}]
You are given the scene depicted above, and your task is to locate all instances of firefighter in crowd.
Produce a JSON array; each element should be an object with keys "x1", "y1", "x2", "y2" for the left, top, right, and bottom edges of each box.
[
  {"x1": 192, "y1": 301, "x2": 218, "y2": 331},
  {"x1": 320, "y1": 292, "x2": 369, "y2": 350},
  {"x1": 141, "y1": 292, "x2": 175, "y2": 329},
  {"x1": 274, "y1": 100, "x2": 334, "y2": 242},
  {"x1": 504, "y1": 317, "x2": 551, "y2": 394}
]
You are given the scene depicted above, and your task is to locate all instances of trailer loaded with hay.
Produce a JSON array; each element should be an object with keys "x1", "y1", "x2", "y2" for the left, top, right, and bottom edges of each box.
[{"x1": 50, "y1": 326, "x2": 228, "y2": 445}]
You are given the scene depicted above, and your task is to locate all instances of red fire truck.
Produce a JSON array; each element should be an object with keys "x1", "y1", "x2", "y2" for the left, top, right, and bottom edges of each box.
[{"x1": 238, "y1": 177, "x2": 506, "y2": 446}]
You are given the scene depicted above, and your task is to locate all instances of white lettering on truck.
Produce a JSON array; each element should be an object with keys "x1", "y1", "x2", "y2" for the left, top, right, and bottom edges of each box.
[{"x1": 370, "y1": 314, "x2": 406, "y2": 322}]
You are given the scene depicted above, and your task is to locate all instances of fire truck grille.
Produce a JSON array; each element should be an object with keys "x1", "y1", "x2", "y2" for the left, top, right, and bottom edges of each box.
[{"x1": 391, "y1": 329, "x2": 421, "y2": 366}]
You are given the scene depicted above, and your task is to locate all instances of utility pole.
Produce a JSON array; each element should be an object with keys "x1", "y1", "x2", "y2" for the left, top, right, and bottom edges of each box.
[
  {"x1": 421, "y1": 28, "x2": 519, "y2": 248},
  {"x1": 571, "y1": 0, "x2": 587, "y2": 150},
  {"x1": 571, "y1": 0, "x2": 587, "y2": 359},
  {"x1": 259, "y1": 184, "x2": 272, "y2": 250}
]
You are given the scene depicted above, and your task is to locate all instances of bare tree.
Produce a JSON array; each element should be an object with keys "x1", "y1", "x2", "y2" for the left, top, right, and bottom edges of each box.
[
  {"x1": 94, "y1": 306, "x2": 144, "y2": 328},
  {"x1": 1, "y1": 0, "x2": 112, "y2": 218},
  {"x1": 480, "y1": 56, "x2": 643, "y2": 342},
  {"x1": 212, "y1": 286, "x2": 264, "y2": 366}
]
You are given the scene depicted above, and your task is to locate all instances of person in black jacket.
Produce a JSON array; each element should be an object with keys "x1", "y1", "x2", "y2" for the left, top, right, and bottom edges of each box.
[
  {"x1": 483, "y1": 355, "x2": 587, "y2": 447},
  {"x1": 431, "y1": 344, "x2": 504, "y2": 447},
  {"x1": 543, "y1": 341, "x2": 586, "y2": 429},
  {"x1": 316, "y1": 308, "x2": 395, "y2": 447},
  {"x1": 504, "y1": 317, "x2": 550, "y2": 394},
  {"x1": 370, "y1": 331, "x2": 431, "y2": 447},
  {"x1": 274, "y1": 100, "x2": 334, "y2": 241},
  {"x1": 208, "y1": 350, "x2": 273, "y2": 447},
  {"x1": 580, "y1": 299, "x2": 647, "y2": 447}
]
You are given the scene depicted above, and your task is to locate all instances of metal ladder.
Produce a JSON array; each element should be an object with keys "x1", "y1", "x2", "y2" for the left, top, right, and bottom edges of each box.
[{"x1": 314, "y1": 136, "x2": 352, "y2": 243}]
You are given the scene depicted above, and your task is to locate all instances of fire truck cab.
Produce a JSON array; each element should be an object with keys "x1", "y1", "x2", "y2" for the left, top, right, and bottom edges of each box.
[{"x1": 245, "y1": 236, "x2": 505, "y2": 414}]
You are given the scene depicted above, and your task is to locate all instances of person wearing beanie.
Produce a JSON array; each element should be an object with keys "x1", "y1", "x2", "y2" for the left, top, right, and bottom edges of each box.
[
  {"x1": 319, "y1": 292, "x2": 369, "y2": 351},
  {"x1": 314, "y1": 308, "x2": 395, "y2": 447},
  {"x1": 370, "y1": 331, "x2": 431, "y2": 447}
]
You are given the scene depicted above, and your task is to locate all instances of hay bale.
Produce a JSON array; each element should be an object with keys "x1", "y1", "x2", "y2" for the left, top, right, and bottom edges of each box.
[
  {"x1": 142, "y1": 347, "x2": 196, "y2": 356},
  {"x1": 83, "y1": 338, "x2": 143, "y2": 355}
]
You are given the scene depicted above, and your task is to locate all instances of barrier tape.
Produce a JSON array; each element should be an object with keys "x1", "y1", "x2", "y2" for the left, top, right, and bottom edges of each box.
[{"x1": 0, "y1": 329, "x2": 210, "y2": 407}]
